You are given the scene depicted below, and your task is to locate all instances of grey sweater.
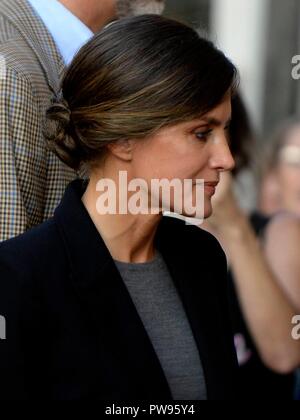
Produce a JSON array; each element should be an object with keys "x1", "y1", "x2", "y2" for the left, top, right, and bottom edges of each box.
[{"x1": 114, "y1": 250, "x2": 207, "y2": 400}]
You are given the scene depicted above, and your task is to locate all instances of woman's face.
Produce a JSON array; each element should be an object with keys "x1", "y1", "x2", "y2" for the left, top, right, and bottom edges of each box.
[
  {"x1": 275, "y1": 125, "x2": 300, "y2": 216},
  {"x1": 128, "y1": 93, "x2": 235, "y2": 219}
]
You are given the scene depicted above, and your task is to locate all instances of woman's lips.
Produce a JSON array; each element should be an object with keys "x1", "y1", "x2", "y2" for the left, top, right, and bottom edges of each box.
[
  {"x1": 204, "y1": 185, "x2": 216, "y2": 196},
  {"x1": 192, "y1": 180, "x2": 219, "y2": 196},
  {"x1": 204, "y1": 181, "x2": 219, "y2": 196}
]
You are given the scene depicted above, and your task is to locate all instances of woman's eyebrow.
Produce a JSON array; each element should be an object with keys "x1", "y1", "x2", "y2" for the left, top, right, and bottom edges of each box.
[{"x1": 197, "y1": 116, "x2": 232, "y2": 126}]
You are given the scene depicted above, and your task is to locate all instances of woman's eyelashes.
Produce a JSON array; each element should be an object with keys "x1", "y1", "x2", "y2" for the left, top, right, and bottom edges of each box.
[
  {"x1": 194, "y1": 123, "x2": 231, "y2": 141},
  {"x1": 194, "y1": 128, "x2": 213, "y2": 141}
]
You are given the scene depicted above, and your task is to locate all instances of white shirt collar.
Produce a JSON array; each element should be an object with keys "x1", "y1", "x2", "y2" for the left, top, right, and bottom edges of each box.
[{"x1": 27, "y1": 0, "x2": 93, "y2": 65}]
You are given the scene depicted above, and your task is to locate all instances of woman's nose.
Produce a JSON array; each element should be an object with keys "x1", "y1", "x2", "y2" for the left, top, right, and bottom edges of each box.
[{"x1": 209, "y1": 138, "x2": 235, "y2": 172}]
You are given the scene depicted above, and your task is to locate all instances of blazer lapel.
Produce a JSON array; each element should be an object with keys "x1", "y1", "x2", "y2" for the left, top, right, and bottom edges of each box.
[
  {"x1": 54, "y1": 180, "x2": 172, "y2": 399},
  {"x1": 155, "y1": 218, "x2": 234, "y2": 400}
]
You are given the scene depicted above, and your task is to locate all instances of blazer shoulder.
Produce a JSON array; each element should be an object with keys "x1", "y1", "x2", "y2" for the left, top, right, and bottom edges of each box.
[
  {"x1": 0, "y1": 33, "x2": 46, "y2": 86},
  {"x1": 162, "y1": 216, "x2": 226, "y2": 259},
  {"x1": 0, "y1": 219, "x2": 61, "y2": 275}
]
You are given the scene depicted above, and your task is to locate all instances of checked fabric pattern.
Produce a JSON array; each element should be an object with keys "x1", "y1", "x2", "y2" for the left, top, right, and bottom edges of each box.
[{"x1": 0, "y1": 0, "x2": 76, "y2": 241}]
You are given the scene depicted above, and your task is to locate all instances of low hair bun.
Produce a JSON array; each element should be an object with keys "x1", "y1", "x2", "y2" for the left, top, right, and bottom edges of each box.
[{"x1": 44, "y1": 94, "x2": 82, "y2": 171}]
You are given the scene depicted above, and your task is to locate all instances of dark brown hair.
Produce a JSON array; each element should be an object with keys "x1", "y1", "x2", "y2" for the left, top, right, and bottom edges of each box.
[
  {"x1": 229, "y1": 92, "x2": 255, "y2": 176},
  {"x1": 45, "y1": 14, "x2": 238, "y2": 172}
]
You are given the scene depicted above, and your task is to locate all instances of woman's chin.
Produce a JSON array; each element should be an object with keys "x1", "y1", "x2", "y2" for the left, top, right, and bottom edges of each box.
[
  {"x1": 203, "y1": 202, "x2": 213, "y2": 219},
  {"x1": 176, "y1": 203, "x2": 212, "y2": 222}
]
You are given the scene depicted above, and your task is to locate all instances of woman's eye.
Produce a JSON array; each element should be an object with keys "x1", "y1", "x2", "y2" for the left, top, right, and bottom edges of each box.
[{"x1": 195, "y1": 129, "x2": 212, "y2": 140}]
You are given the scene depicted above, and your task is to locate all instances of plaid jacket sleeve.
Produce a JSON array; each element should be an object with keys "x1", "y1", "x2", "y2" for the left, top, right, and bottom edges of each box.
[{"x1": 0, "y1": 66, "x2": 46, "y2": 241}]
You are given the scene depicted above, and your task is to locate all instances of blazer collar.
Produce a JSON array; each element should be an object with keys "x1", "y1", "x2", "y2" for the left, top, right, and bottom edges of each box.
[
  {"x1": 1, "y1": 0, "x2": 65, "y2": 93},
  {"x1": 54, "y1": 179, "x2": 172, "y2": 399},
  {"x1": 54, "y1": 179, "x2": 234, "y2": 400}
]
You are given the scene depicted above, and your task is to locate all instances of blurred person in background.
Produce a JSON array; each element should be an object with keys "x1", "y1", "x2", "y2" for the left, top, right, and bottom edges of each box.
[
  {"x1": 0, "y1": 0, "x2": 165, "y2": 242},
  {"x1": 201, "y1": 94, "x2": 300, "y2": 400},
  {"x1": 256, "y1": 118, "x2": 300, "y2": 314},
  {"x1": 258, "y1": 119, "x2": 300, "y2": 399},
  {"x1": 258, "y1": 118, "x2": 300, "y2": 218}
]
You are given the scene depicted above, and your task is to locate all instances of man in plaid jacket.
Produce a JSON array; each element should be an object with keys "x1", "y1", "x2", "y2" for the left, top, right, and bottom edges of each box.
[{"x1": 0, "y1": 0, "x2": 165, "y2": 241}]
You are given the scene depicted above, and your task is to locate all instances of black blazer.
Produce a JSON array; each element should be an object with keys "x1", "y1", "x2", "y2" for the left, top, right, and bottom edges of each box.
[{"x1": 0, "y1": 179, "x2": 238, "y2": 400}]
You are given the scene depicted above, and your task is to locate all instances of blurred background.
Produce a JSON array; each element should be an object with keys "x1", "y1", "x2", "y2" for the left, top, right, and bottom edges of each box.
[
  {"x1": 163, "y1": 0, "x2": 300, "y2": 210},
  {"x1": 164, "y1": 0, "x2": 300, "y2": 136}
]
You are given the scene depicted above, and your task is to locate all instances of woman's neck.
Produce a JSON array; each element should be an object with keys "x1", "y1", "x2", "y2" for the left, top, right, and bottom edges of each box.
[
  {"x1": 81, "y1": 175, "x2": 162, "y2": 263},
  {"x1": 58, "y1": 0, "x2": 116, "y2": 33}
]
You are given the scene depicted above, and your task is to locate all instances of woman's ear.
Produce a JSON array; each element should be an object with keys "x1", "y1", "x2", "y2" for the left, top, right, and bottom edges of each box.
[{"x1": 106, "y1": 139, "x2": 134, "y2": 161}]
